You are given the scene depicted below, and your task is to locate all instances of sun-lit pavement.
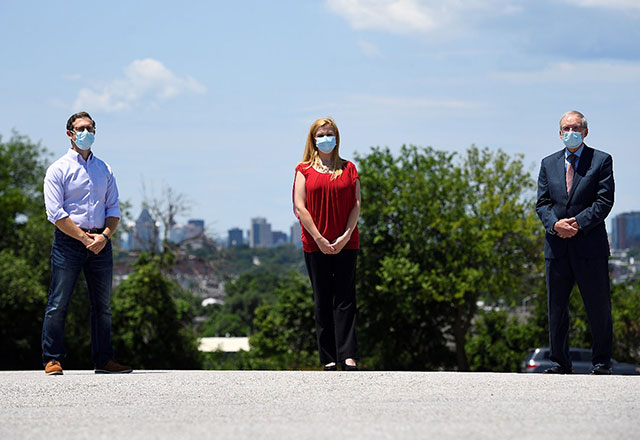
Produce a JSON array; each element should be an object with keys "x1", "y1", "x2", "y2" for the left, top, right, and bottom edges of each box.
[{"x1": 1, "y1": 370, "x2": 638, "y2": 439}]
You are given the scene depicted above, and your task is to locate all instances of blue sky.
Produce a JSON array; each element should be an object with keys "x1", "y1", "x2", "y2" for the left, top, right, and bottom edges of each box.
[{"x1": 2, "y1": 0, "x2": 639, "y2": 238}]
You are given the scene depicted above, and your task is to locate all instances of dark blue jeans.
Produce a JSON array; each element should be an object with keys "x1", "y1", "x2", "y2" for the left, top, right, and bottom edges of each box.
[{"x1": 42, "y1": 228, "x2": 114, "y2": 368}]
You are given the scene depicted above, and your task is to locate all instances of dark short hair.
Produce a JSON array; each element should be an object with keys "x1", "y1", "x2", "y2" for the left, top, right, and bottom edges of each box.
[{"x1": 66, "y1": 112, "x2": 96, "y2": 131}]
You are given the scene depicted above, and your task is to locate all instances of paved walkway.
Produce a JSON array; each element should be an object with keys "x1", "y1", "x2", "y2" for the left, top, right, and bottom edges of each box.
[{"x1": 1, "y1": 370, "x2": 638, "y2": 439}]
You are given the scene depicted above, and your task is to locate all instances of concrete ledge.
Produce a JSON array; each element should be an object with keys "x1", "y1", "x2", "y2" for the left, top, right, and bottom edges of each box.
[{"x1": 1, "y1": 370, "x2": 638, "y2": 439}]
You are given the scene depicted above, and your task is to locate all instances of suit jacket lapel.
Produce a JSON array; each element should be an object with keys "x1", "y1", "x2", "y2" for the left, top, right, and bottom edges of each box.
[
  {"x1": 568, "y1": 145, "x2": 593, "y2": 202},
  {"x1": 552, "y1": 150, "x2": 568, "y2": 203}
]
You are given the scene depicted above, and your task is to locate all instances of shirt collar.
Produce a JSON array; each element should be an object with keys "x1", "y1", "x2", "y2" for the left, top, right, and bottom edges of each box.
[
  {"x1": 565, "y1": 144, "x2": 584, "y2": 159},
  {"x1": 66, "y1": 147, "x2": 93, "y2": 163}
]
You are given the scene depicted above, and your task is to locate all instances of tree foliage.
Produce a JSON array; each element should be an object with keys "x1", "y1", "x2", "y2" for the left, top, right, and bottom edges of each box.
[
  {"x1": 247, "y1": 271, "x2": 317, "y2": 369},
  {"x1": 201, "y1": 271, "x2": 317, "y2": 370},
  {"x1": 0, "y1": 251, "x2": 48, "y2": 369},
  {"x1": 111, "y1": 254, "x2": 202, "y2": 369},
  {"x1": 0, "y1": 133, "x2": 55, "y2": 369},
  {"x1": 611, "y1": 280, "x2": 640, "y2": 364},
  {"x1": 201, "y1": 269, "x2": 283, "y2": 336},
  {"x1": 0, "y1": 132, "x2": 52, "y2": 282},
  {"x1": 467, "y1": 309, "x2": 544, "y2": 372},
  {"x1": 355, "y1": 145, "x2": 544, "y2": 371},
  {"x1": 466, "y1": 276, "x2": 640, "y2": 371},
  {"x1": 213, "y1": 244, "x2": 306, "y2": 278}
]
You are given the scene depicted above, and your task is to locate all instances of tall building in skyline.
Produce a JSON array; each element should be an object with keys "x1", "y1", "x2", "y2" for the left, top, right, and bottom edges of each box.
[
  {"x1": 188, "y1": 219, "x2": 205, "y2": 231},
  {"x1": 612, "y1": 212, "x2": 640, "y2": 250},
  {"x1": 169, "y1": 219, "x2": 205, "y2": 245},
  {"x1": 249, "y1": 217, "x2": 272, "y2": 248},
  {"x1": 272, "y1": 231, "x2": 288, "y2": 246},
  {"x1": 290, "y1": 222, "x2": 302, "y2": 248},
  {"x1": 227, "y1": 227, "x2": 244, "y2": 247},
  {"x1": 128, "y1": 208, "x2": 158, "y2": 252}
]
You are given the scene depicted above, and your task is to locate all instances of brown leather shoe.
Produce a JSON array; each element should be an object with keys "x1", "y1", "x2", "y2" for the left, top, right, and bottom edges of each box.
[
  {"x1": 95, "y1": 360, "x2": 133, "y2": 374},
  {"x1": 45, "y1": 360, "x2": 63, "y2": 375}
]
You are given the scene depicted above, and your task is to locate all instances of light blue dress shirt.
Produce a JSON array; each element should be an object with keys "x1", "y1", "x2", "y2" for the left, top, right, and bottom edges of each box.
[
  {"x1": 564, "y1": 144, "x2": 584, "y2": 171},
  {"x1": 44, "y1": 148, "x2": 121, "y2": 229}
]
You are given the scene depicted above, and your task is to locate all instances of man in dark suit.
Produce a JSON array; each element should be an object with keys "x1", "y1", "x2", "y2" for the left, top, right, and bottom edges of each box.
[{"x1": 536, "y1": 110, "x2": 614, "y2": 375}]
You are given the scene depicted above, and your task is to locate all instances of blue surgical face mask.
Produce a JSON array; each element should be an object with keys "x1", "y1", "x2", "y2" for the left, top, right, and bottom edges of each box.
[
  {"x1": 315, "y1": 136, "x2": 336, "y2": 154},
  {"x1": 74, "y1": 130, "x2": 95, "y2": 150},
  {"x1": 562, "y1": 131, "x2": 583, "y2": 149}
]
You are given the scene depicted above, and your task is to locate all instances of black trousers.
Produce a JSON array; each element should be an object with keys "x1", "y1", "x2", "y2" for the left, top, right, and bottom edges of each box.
[
  {"x1": 304, "y1": 249, "x2": 359, "y2": 364},
  {"x1": 545, "y1": 255, "x2": 613, "y2": 368}
]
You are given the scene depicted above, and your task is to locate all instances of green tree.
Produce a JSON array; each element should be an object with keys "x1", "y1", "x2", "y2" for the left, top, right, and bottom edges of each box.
[
  {"x1": 214, "y1": 244, "x2": 306, "y2": 277},
  {"x1": 247, "y1": 271, "x2": 317, "y2": 369},
  {"x1": 612, "y1": 279, "x2": 640, "y2": 364},
  {"x1": 355, "y1": 145, "x2": 543, "y2": 371},
  {"x1": 0, "y1": 251, "x2": 48, "y2": 369},
  {"x1": 200, "y1": 307, "x2": 249, "y2": 337},
  {"x1": 201, "y1": 269, "x2": 282, "y2": 336},
  {"x1": 200, "y1": 271, "x2": 317, "y2": 371},
  {"x1": 0, "y1": 132, "x2": 56, "y2": 369},
  {"x1": 111, "y1": 254, "x2": 202, "y2": 369},
  {"x1": 0, "y1": 132, "x2": 52, "y2": 283},
  {"x1": 467, "y1": 309, "x2": 545, "y2": 372},
  {"x1": 467, "y1": 275, "x2": 640, "y2": 372}
]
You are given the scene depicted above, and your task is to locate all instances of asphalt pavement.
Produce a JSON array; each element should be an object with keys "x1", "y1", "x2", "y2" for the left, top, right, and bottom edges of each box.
[{"x1": 1, "y1": 370, "x2": 638, "y2": 439}]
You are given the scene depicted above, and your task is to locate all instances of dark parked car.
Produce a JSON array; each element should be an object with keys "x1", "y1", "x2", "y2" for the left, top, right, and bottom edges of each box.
[{"x1": 521, "y1": 347, "x2": 640, "y2": 375}]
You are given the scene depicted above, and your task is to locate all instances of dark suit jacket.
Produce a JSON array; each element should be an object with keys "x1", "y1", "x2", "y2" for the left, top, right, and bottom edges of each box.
[{"x1": 536, "y1": 145, "x2": 614, "y2": 259}]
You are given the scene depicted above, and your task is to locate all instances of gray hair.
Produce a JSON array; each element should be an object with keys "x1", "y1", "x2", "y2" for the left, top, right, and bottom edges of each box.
[{"x1": 559, "y1": 110, "x2": 588, "y2": 130}]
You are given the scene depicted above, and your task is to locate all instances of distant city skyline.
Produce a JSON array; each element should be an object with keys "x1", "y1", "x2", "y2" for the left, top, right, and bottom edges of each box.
[{"x1": 125, "y1": 202, "x2": 640, "y2": 251}]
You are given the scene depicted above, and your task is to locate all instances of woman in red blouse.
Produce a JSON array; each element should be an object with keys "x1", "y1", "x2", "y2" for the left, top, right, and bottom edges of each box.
[{"x1": 293, "y1": 118, "x2": 361, "y2": 371}]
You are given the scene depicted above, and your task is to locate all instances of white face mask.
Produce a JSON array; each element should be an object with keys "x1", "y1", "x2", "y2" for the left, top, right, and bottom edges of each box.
[
  {"x1": 315, "y1": 136, "x2": 336, "y2": 153},
  {"x1": 74, "y1": 130, "x2": 95, "y2": 150}
]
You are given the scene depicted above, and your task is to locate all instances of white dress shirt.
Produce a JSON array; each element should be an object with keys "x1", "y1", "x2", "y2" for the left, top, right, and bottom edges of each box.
[{"x1": 44, "y1": 148, "x2": 121, "y2": 229}]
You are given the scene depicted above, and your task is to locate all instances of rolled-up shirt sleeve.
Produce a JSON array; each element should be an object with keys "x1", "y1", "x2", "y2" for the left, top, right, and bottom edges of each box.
[
  {"x1": 44, "y1": 167, "x2": 69, "y2": 224},
  {"x1": 104, "y1": 165, "x2": 121, "y2": 219}
]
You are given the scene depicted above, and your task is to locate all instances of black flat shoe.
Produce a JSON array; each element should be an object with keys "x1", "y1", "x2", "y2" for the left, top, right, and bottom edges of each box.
[
  {"x1": 342, "y1": 362, "x2": 358, "y2": 371},
  {"x1": 543, "y1": 365, "x2": 573, "y2": 374},
  {"x1": 323, "y1": 364, "x2": 337, "y2": 371}
]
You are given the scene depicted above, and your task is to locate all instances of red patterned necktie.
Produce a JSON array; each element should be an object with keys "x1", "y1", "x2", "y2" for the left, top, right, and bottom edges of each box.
[{"x1": 566, "y1": 153, "x2": 577, "y2": 194}]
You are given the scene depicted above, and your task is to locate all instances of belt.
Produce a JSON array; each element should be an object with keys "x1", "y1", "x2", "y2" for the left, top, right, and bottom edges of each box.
[{"x1": 80, "y1": 227, "x2": 105, "y2": 234}]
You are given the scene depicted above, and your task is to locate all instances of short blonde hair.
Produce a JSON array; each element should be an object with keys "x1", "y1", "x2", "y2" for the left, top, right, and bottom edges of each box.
[{"x1": 300, "y1": 117, "x2": 346, "y2": 180}]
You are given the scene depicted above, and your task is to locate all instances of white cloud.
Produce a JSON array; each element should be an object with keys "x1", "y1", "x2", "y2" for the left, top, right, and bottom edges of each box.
[
  {"x1": 73, "y1": 58, "x2": 206, "y2": 112},
  {"x1": 564, "y1": 0, "x2": 640, "y2": 10},
  {"x1": 326, "y1": 0, "x2": 436, "y2": 33},
  {"x1": 326, "y1": 0, "x2": 520, "y2": 34},
  {"x1": 492, "y1": 60, "x2": 640, "y2": 84}
]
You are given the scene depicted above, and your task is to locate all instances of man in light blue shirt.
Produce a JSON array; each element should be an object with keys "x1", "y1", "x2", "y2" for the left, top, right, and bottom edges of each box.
[{"x1": 42, "y1": 111, "x2": 131, "y2": 375}]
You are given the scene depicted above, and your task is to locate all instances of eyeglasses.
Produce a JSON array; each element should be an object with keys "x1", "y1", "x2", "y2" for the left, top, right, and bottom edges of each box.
[
  {"x1": 71, "y1": 126, "x2": 95, "y2": 134},
  {"x1": 561, "y1": 125, "x2": 584, "y2": 133}
]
